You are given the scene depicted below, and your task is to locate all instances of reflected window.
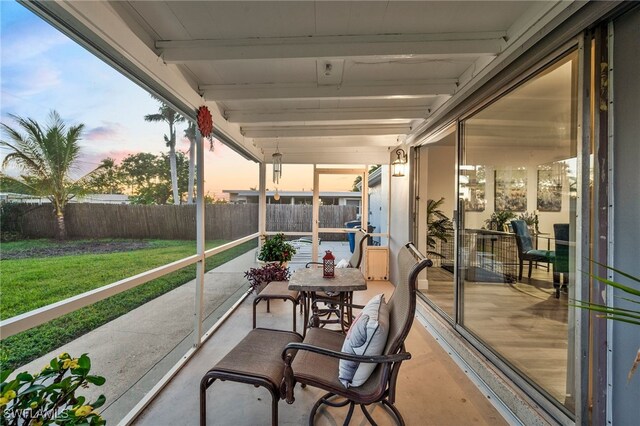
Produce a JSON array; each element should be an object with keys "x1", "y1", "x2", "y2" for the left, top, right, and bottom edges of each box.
[{"x1": 459, "y1": 51, "x2": 579, "y2": 413}]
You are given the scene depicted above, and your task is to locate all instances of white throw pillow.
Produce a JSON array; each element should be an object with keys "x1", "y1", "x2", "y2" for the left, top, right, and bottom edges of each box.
[{"x1": 338, "y1": 293, "x2": 390, "y2": 388}]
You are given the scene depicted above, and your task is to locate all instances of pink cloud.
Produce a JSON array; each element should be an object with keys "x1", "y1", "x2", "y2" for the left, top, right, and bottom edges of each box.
[{"x1": 85, "y1": 122, "x2": 125, "y2": 141}]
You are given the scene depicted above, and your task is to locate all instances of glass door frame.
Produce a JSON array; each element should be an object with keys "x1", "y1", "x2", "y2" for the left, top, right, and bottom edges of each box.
[{"x1": 312, "y1": 166, "x2": 369, "y2": 262}]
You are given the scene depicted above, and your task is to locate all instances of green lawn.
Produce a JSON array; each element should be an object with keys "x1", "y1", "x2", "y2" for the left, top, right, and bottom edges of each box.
[{"x1": 0, "y1": 238, "x2": 257, "y2": 370}]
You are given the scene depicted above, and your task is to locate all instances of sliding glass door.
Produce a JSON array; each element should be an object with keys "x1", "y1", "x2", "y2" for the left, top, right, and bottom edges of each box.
[{"x1": 458, "y1": 51, "x2": 579, "y2": 413}]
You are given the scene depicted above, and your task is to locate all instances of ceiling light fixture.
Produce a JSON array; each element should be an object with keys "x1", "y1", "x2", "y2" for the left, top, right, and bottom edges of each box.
[{"x1": 392, "y1": 148, "x2": 408, "y2": 177}]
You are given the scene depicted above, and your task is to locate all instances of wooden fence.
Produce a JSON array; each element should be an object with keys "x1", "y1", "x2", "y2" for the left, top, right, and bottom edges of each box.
[
  {"x1": 266, "y1": 204, "x2": 358, "y2": 241},
  {"x1": 10, "y1": 203, "x2": 358, "y2": 241}
]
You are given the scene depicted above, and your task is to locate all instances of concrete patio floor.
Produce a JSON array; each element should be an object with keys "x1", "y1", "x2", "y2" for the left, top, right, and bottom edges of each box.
[{"x1": 135, "y1": 280, "x2": 508, "y2": 426}]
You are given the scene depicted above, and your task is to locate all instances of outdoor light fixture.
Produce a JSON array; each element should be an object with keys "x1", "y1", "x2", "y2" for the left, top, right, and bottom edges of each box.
[
  {"x1": 392, "y1": 148, "x2": 408, "y2": 177},
  {"x1": 272, "y1": 146, "x2": 282, "y2": 184}
]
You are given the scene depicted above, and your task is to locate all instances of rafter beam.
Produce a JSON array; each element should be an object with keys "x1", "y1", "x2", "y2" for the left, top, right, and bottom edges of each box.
[
  {"x1": 242, "y1": 123, "x2": 411, "y2": 138},
  {"x1": 226, "y1": 106, "x2": 428, "y2": 123},
  {"x1": 157, "y1": 32, "x2": 506, "y2": 62},
  {"x1": 202, "y1": 80, "x2": 456, "y2": 101},
  {"x1": 255, "y1": 136, "x2": 398, "y2": 149}
]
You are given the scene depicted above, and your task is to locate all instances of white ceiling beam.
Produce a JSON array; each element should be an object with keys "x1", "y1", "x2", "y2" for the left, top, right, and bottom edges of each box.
[
  {"x1": 265, "y1": 151, "x2": 390, "y2": 165},
  {"x1": 254, "y1": 136, "x2": 399, "y2": 149},
  {"x1": 157, "y1": 32, "x2": 506, "y2": 62},
  {"x1": 242, "y1": 123, "x2": 411, "y2": 138},
  {"x1": 202, "y1": 80, "x2": 456, "y2": 101},
  {"x1": 226, "y1": 106, "x2": 428, "y2": 123}
]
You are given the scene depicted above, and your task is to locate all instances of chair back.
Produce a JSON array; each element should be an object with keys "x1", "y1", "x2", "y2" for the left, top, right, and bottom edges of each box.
[
  {"x1": 384, "y1": 243, "x2": 432, "y2": 356},
  {"x1": 348, "y1": 228, "x2": 368, "y2": 269},
  {"x1": 553, "y1": 223, "x2": 570, "y2": 273},
  {"x1": 511, "y1": 220, "x2": 534, "y2": 255}
]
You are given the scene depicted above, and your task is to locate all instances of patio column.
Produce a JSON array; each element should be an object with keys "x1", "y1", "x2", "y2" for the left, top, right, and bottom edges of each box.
[
  {"x1": 259, "y1": 162, "x2": 266, "y2": 247},
  {"x1": 193, "y1": 130, "x2": 205, "y2": 347}
]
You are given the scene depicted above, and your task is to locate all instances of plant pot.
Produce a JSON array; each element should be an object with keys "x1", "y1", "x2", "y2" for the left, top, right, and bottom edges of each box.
[{"x1": 257, "y1": 260, "x2": 288, "y2": 268}]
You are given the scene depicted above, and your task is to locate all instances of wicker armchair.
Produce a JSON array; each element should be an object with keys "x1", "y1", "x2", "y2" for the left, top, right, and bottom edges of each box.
[{"x1": 281, "y1": 243, "x2": 432, "y2": 425}]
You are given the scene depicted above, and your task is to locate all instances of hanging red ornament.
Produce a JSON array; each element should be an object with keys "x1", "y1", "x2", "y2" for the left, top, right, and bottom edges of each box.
[{"x1": 197, "y1": 106, "x2": 213, "y2": 139}]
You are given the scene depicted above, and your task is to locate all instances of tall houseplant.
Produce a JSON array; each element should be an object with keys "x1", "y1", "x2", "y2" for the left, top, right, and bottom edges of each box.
[{"x1": 426, "y1": 198, "x2": 453, "y2": 258}]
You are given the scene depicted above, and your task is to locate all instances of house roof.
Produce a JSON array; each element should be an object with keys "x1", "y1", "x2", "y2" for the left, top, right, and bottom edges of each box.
[{"x1": 223, "y1": 190, "x2": 360, "y2": 198}]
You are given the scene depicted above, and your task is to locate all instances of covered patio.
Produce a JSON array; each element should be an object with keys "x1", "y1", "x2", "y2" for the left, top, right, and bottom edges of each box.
[
  {"x1": 133, "y1": 280, "x2": 508, "y2": 426},
  {"x1": 4, "y1": 1, "x2": 637, "y2": 425}
]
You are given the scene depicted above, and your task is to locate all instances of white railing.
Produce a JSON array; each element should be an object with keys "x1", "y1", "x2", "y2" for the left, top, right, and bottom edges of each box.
[{"x1": 0, "y1": 232, "x2": 260, "y2": 339}]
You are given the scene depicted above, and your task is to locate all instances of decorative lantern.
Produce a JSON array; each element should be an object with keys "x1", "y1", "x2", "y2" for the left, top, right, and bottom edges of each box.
[
  {"x1": 323, "y1": 250, "x2": 335, "y2": 278},
  {"x1": 391, "y1": 148, "x2": 408, "y2": 177}
]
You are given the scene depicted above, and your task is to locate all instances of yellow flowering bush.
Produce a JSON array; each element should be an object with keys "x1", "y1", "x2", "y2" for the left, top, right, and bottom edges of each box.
[{"x1": 0, "y1": 353, "x2": 106, "y2": 425}]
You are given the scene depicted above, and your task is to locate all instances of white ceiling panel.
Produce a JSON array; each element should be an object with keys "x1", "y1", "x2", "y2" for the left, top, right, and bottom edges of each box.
[{"x1": 54, "y1": 1, "x2": 579, "y2": 162}]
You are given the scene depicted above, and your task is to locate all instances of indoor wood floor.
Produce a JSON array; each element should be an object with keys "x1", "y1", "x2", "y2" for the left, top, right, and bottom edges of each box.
[{"x1": 419, "y1": 265, "x2": 573, "y2": 411}]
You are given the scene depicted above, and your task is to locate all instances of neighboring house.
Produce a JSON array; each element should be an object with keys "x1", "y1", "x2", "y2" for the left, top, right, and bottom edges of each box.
[
  {"x1": 0, "y1": 193, "x2": 130, "y2": 205},
  {"x1": 223, "y1": 190, "x2": 361, "y2": 209}
]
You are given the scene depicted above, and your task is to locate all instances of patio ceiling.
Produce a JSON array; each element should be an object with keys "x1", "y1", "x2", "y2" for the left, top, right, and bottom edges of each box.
[{"x1": 30, "y1": 1, "x2": 584, "y2": 164}]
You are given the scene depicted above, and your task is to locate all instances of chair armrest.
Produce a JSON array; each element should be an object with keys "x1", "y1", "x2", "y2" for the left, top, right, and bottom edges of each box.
[
  {"x1": 305, "y1": 262, "x2": 323, "y2": 268},
  {"x1": 282, "y1": 342, "x2": 411, "y2": 364},
  {"x1": 279, "y1": 342, "x2": 410, "y2": 403}
]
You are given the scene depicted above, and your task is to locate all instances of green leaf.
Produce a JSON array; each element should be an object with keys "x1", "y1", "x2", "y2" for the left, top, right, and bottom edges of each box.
[
  {"x1": 50, "y1": 357, "x2": 60, "y2": 370},
  {"x1": 591, "y1": 260, "x2": 640, "y2": 284},
  {"x1": 85, "y1": 376, "x2": 105, "y2": 386},
  {"x1": 16, "y1": 372, "x2": 33, "y2": 382},
  {"x1": 78, "y1": 354, "x2": 91, "y2": 370},
  {"x1": 91, "y1": 394, "x2": 106, "y2": 409},
  {"x1": 21, "y1": 384, "x2": 46, "y2": 394},
  {"x1": 590, "y1": 274, "x2": 640, "y2": 297}
]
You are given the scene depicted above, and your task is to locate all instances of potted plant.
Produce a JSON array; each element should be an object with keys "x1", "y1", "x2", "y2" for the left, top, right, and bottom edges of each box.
[
  {"x1": 484, "y1": 210, "x2": 516, "y2": 232},
  {"x1": 518, "y1": 211, "x2": 539, "y2": 234},
  {"x1": 257, "y1": 233, "x2": 296, "y2": 265},
  {"x1": 426, "y1": 198, "x2": 453, "y2": 259},
  {"x1": 244, "y1": 263, "x2": 291, "y2": 294}
]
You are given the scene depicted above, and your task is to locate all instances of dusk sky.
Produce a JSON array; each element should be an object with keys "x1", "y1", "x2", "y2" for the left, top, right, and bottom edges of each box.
[{"x1": 0, "y1": 1, "x2": 356, "y2": 197}]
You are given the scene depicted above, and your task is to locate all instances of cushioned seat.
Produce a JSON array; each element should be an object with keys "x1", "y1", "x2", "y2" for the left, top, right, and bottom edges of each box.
[
  {"x1": 253, "y1": 280, "x2": 300, "y2": 332},
  {"x1": 200, "y1": 328, "x2": 303, "y2": 426},
  {"x1": 281, "y1": 243, "x2": 433, "y2": 425}
]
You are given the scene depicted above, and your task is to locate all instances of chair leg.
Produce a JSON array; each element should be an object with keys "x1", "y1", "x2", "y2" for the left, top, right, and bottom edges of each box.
[
  {"x1": 252, "y1": 297, "x2": 260, "y2": 329},
  {"x1": 200, "y1": 375, "x2": 216, "y2": 426},
  {"x1": 528, "y1": 261, "x2": 533, "y2": 279},
  {"x1": 519, "y1": 260, "x2": 523, "y2": 281},
  {"x1": 292, "y1": 298, "x2": 297, "y2": 332}
]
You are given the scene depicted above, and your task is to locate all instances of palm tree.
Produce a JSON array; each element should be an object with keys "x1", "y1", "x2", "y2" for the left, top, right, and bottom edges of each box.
[
  {"x1": 0, "y1": 111, "x2": 98, "y2": 239},
  {"x1": 184, "y1": 121, "x2": 216, "y2": 204},
  {"x1": 144, "y1": 98, "x2": 185, "y2": 205},
  {"x1": 184, "y1": 122, "x2": 196, "y2": 204}
]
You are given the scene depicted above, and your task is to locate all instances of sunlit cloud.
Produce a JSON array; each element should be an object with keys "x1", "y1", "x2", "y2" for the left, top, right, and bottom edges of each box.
[{"x1": 85, "y1": 122, "x2": 125, "y2": 141}]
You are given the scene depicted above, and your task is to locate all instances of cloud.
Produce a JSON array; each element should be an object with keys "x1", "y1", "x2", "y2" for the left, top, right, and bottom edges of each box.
[{"x1": 85, "y1": 122, "x2": 125, "y2": 141}]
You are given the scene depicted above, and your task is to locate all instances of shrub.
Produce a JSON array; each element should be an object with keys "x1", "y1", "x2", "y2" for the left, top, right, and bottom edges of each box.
[
  {"x1": 257, "y1": 233, "x2": 296, "y2": 263},
  {"x1": 0, "y1": 353, "x2": 106, "y2": 425},
  {"x1": 244, "y1": 263, "x2": 291, "y2": 294}
]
